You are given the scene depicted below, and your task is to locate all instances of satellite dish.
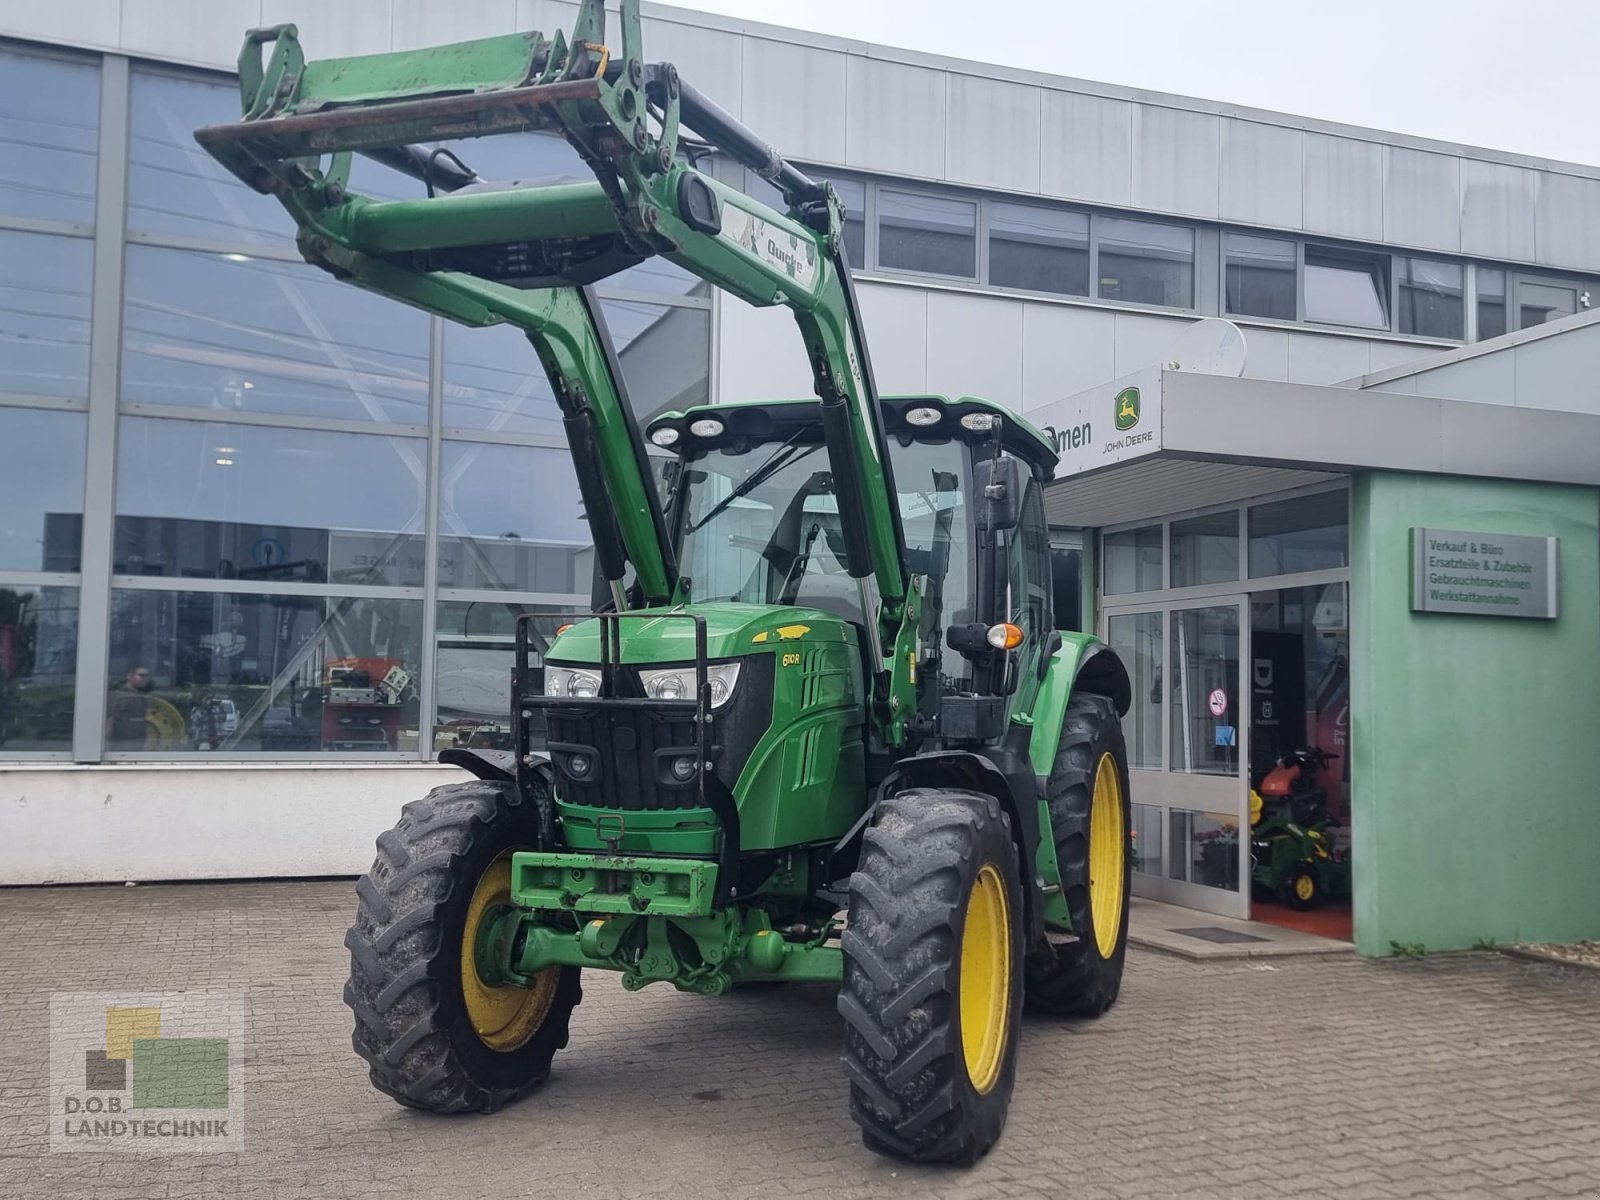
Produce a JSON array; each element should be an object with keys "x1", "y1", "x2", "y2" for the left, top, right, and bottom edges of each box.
[{"x1": 1166, "y1": 317, "x2": 1248, "y2": 377}]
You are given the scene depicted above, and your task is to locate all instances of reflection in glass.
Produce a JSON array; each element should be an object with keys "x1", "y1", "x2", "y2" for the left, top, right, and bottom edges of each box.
[
  {"x1": 0, "y1": 230, "x2": 92, "y2": 399},
  {"x1": 122, "y1": 245, "x2": 431, "y2": 425},
  {"x1": 1169, "y1": 605, "x2": 1239, "y2": 777},
  {"x1": 1518, "y1": 279, "x2": 1578, "y2": 329},
  {"x1": 1131, "y1": 801, "x2": 1163, "y2": 877},
  {"x1": 115, "y1": 418, "x2": 427, "y2": 586},
  {"x1": 438, "y1": 442, "x2": 588, "y2": 592},
  {"x1": 107, "y1": 590, "x2": 422, "y2": 753},
  {"x1": 1103, "y1": 525, "x2": 1162, "y2": 595},
  {"x1": 434, "y1": 601, "x2": 571, "y2": 751},
  {"x1": 989, "y1": 203, "x2": 1088, "y2": 296},
  {"x1": 1107, "y1": 612, "x2": 1161, "y2": 769},
  {"x1": 878, "y1": 191, "x2": 976, "y2": 277},
  {"x1": 1224, "y1": 233, "x2": 1295, "y2": 321},
  {"x1": 820, "y1": 177, "x2": 868, "y2": 269},
  {"x1": 1170, "y1": 511, "x2": 1239, "y2": 588},
  {"x1": 0, "y1": 586, "x2": 78, "y2": 752},
  {"x1": 1476, "y1": 267, "x2": 1506, "y2": 340},
  {"x1": 443, "y1": 300, "x2": 708, "y2": 434},
  {"x1": 1098, "y1": 218, "x2": 1194, "y2": 308},
  {"x1": 1049, "y1": 543, "x2": 1082, "y2": 632},
  {"x1": 1304, "y1": 246, "x2": 1388, "y2": 329},
  {"x1": 1169, "y1": 808, "x2": 1240, "y2": 890},
  {"x1": 128, "y1": 69, "x2": 295, "y2": 243},
  {"x1": 0, "y1": 48, "x2": 99, "y2": 223},
  {"x1": 1248, "y1": 491, "x2": 1349, "y2": 577},
  {"x1": 0, "y1": 408, "x2": 85, "y2": 572},
  {"x1": 1397, "y1": 257, "x2": 1464, "y2": 339}
]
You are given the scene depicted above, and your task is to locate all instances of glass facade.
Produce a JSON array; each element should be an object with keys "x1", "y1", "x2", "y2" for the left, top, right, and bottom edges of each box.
[{"x1": 0, "y1": 50, "x2": 710, "y2": 760}]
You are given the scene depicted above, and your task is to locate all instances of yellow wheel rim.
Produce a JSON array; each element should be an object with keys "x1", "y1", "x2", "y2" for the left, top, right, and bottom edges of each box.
[
  {"x1": 959, "y1": 863, "x2": 1012, "y2": 1095},
  {"x1": 460, "y1": 856, "x2": 559, "y2": 1052},
  {"x1": 1295, "y1": 874, "x2": 1316, "y2": 902},
  {"x1": 1088, "y1": 753, "x2": 1127, "y2": 959}
]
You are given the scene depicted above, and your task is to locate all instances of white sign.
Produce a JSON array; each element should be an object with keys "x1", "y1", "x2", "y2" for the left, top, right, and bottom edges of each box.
[{"x1": 1028, "y1": 365, "x2": 1163, "y2": 478}]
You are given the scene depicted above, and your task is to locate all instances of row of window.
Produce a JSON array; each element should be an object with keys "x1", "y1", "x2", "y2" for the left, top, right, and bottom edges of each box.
[{"x1": 766, "y1": 170, "x2": 1595, "y2": 344}]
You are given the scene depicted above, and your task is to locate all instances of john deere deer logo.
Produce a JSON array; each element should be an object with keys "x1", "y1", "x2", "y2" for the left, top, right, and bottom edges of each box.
[{"x1": 1114, "y1": 386, "x2": 1141, "y2": 432}]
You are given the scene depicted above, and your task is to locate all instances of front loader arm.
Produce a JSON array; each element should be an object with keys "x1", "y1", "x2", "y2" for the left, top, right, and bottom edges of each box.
[{"x1": 194, "y1": 0, "x2": 917, "y2": 735}]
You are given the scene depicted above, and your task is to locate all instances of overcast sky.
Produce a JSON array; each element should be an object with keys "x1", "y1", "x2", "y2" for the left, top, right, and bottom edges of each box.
[{"x1": 669, "y1": 0, "x2": 1599, "y2": 165}]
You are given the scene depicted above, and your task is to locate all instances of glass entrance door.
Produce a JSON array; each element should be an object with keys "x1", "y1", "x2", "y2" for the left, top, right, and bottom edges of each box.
[{"x1": 1105, "y1": 599, "x2": 1249, "y2": 918}]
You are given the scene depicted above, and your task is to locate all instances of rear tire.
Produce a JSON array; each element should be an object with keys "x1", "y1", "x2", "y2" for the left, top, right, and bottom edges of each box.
[
  {"x1": 344, "y1": 780, "x2": 581, "y2": 1113},
  {"x1": 839, "y1": 788, "x2": 1024, "y2": 1165},
  {"x1": 1025, "y1": 693, "x2": 1132, "y2": 1017}
]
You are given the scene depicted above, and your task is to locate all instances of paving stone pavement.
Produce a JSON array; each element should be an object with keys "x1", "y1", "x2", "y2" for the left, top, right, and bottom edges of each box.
[{"x1": 2, "y1": 880, "x2": 1599, "y2": 1199}]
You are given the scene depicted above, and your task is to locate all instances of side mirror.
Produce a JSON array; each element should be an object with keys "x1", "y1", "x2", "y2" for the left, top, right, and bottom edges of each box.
[{"x1": 974, "y1": 456, "x2": 1023, "y2": 532}]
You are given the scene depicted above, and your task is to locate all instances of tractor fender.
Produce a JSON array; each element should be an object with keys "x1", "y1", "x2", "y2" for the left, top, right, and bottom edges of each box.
[
  {"x1": 1024, "y1": 635, "x2": 1132, "y2": 778},
  {"x1": 437, "y1": 747, "x2": 556, "y2": 845}
]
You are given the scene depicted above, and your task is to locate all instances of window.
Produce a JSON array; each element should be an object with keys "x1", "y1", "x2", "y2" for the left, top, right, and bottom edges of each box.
[
  {"x1": 1397, "y1": 257, "x2": 1464, "y2": 340},
  {"x1": 1477, "y1": 267, "x2": 1507, "y2": 341},
  {"x1": 1168, "y1": 808, "x2": 1239, "y2": 890},
  {"x1": 0, "y1": 407, "x2": 85, "y2": 572},
  {"x1": 988, "y1": 203, "x2": 1088, "y2": 296},
  {"x1": 1517, "y1": 277, "x2": 1579, "y2": 329},
  {"x1": 435, "y1": 600, "x2": 569, "y2": 751},
  {"x1": 1107, "y1": 612, "x2": 1161, "y2": 769},
  {"x1": 1304, "y1": 245, "x2": 1388, "y2": 329},
  {"x1": 1005, "y1": 480, "x2": 1052, "y2": 649},
  {"x1": 1169, "y1": 605, "x2": 1240, "y2": 779},
  {"x1": 122, "y1": 245, "x2": 431, "y2": 426},
  {"x1": 0, "y1": 585, "x2": 78, "y2": 752},
  {"x1": 1248, "y1": 491, "x2": 1349, "y2": 577},
  {"x1": 106, "y1": 589, "x2": 423, "y2": 753},
  {"x1": 1224, "y1": 234, "x2": 1295, "y2": 321},
  {"x1": 1097, "y1": 218, "x2": 1193, "y2": 308},
  {"x1": 438, "y1": 443, "x2": 587, "y2": 592},
  {"x1": 819, "y1": 176, "x2": 867, "y2": 270},
  {"x1": 1049, "y1": 543, "x2": 1082, "y2": 632},
  {"x1": 878, "y1": 190, "x2": 976, "y2": 277},
  {"x1": 1102, "y1": 525, "x2": 1162, "y2": 595},
  {"x1": 1170, "y1": 511, "x2": 1239, "y2": 587},
  {"x1": 1, "y1": 230, "x2": 93, "y2": 401},
  {"x1": 114, "y1": 418, "x2": 427, "y2": 586},
  {"x1": 0, "y1": 47, "x2": 98, "y2": 224}
]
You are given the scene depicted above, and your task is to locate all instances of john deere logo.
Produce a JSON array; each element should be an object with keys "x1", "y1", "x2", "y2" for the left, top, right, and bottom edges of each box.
[{"x1": 1114, "y1": 387, "x2": 1141, "y2": 431}]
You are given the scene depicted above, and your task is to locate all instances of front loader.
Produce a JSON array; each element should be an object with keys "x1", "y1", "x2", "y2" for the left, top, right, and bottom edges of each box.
[{"x1": 196, "y1": 1, "x2": 1135, "y2": 1164}]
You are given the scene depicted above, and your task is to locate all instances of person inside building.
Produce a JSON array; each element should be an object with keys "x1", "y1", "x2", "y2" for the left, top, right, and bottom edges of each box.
[{"x1": 105, "y1": 665, "x2": 157, "y2": 749}]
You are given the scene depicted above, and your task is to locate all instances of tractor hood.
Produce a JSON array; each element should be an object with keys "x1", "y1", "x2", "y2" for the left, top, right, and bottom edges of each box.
[{"x1": 544, "y1": 602, "x2": 857, "y2": 666}]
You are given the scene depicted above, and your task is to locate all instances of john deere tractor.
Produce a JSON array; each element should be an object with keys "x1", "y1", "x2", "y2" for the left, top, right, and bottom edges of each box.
[{"x1": 197, "y1": 1, "x2": 1134, "y2": 1164}]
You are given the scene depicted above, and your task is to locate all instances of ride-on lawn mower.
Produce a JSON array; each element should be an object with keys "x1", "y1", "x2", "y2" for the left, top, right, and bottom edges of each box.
[
  {"x1": 1250, "y1": 747, "x2": 1351, "y2": 909},
  {"x1": 195, "y1": 0, "x2": 1135, "y2": 1164}
]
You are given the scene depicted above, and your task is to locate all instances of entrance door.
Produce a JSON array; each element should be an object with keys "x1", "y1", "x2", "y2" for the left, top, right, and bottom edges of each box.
[{"x1": 1104, "y1": 599, "x2": 1249, "y2": 918}]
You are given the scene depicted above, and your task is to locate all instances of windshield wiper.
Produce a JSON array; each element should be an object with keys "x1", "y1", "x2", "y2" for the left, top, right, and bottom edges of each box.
[{"x1": 687, "y1": 433, "x2": 819, "y2": 534}]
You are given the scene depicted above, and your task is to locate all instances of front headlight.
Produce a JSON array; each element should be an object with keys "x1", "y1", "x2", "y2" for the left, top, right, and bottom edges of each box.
[
  {"x1": 639, "y1": 662, "x2": 741, "y2": 709},
  {"x1": 545, "y1": 665, "x2": 601, "y2": 698}
]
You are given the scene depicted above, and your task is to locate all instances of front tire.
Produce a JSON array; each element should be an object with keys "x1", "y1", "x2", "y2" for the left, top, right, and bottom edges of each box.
[
  {"x1": 839, "y1": 788, "x2": 1024, "y2": 1165},
  {"x1": 1025, "y1": 692, "x2": 1133, "y2": 1017},
  {"x1": 1282, "y1": 862, "x2": 1321, "y2": 910},
  {"x1": 344, "y1": 780, "x2": 581, "y2": 1113}
]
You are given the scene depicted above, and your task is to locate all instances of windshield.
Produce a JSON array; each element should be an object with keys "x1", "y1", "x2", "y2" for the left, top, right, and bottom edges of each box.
[{"x1": 676, "y1": 436, "x2": 973, "y2": 693}]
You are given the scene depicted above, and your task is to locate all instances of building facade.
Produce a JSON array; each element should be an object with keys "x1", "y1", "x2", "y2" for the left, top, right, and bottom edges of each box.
[{"x1": 4, "y1": 1, "x2": 1598, "y2": 954}]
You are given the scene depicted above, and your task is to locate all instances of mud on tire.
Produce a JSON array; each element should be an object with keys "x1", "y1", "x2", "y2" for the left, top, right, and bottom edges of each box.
[{"x1": 344, "y1": 779, "x2": 581, "y2": 1113}]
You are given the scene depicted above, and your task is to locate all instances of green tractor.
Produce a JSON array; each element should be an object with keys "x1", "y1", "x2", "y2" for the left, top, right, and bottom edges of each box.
[{"x1": 197, "y1": 1, "x2": 1134, "y2": 1163}]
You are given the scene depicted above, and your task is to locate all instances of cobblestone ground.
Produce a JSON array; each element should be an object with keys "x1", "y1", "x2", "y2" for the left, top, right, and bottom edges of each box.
[{"x1": 2, "y1": 881, "x2": 1599, "y2": 1199}]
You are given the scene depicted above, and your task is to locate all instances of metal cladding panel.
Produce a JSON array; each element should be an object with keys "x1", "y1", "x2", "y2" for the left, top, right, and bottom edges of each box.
[
  {"x1": 1039, "y1": 90, "x2": 1133, "y2": 208},
  {"x1": 846, "y1": 56, "x2": 946, "y2": 179},
  {"x1": 1302, "y1": 133, "x2": 1384, "y2": 242},
  {"x1": 1504, "y1": 336, "x2": 1600, "y2": 414},
  {"x1": 261, "y1": 0, "x2": 394, "y2": 58},
  {"x1": 1132, "y1": 105, "x2": 1220, "y2": 220},
  {"x1": 1286, "y1": 333, "x2": 1372, "y2": 385},
  {"x1": 1366, "y1": 341, "x2": 1430, "y2": 376},
  {"x1": 1044, "y1": 459, "x2": 1342, "y2": 528},
  {"x1": 854, "y1": 283, "x2": 929, "y2": 393},
  {"x1": 391, "y1": 0, "x2": 518, "y2": 51},
  {"x1": 4, "y1": 0, "x2": 122, "y2": 49},
  {"x1": 1218, "y1": 119, "x2": 1302, "y2": 230},
  {"x1": 1241, "y1": 327, "x2": 1290, "y2": 381},
  {"x1": 1460, "y1": 159, "x2": 1539, "y2": 263},
  {"x1": 1020, "y1": 303, "x2": 1116, "y2": 409},
  {"x1": 1383, "y1": 146, "x2": 1461, "y2": 253},
  {"x1": 643, "y1": 15, "x2": 745, "y2": 120},
  {"x1": 739, "y1": 39, "x2": 848, "y2": 165},
  {"x1": 925, "y1": 291, "x2": 1024, "y2": 410},
  {"x1": 1535, "y1": 173, "x2": 1600, "y2": 273},
  {"x1": 119, "y1": 0, "x2": 261, "y2": 66},
  {"x1": 1387, "y1": 353, "x2": 1515, "y2": 405},
  {"x1": 1112, "y1": 311, "x2": 1187, "y2": 376},
  {"x1": 714, "y1": 298, "x2": 813, "y2": 402},
  {"x1": 946, "y1": 75, "x2": 1041, "y2": 194},
  {"x1": 1438, "y1": 402, "x2": 1600, "y2": 482}
]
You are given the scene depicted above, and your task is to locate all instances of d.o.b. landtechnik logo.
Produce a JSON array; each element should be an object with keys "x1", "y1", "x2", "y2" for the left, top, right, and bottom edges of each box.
[{"x1": 49, "y1": 993, "x2": 245, "y2": 1153}]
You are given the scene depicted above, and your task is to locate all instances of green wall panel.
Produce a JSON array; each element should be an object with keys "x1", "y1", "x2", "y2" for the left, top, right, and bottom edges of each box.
[{"x1": 1351, "y1": 472, "x2": 1600, "y2": 955}]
